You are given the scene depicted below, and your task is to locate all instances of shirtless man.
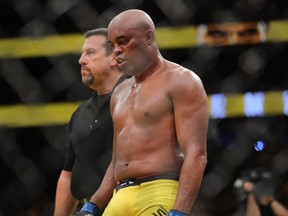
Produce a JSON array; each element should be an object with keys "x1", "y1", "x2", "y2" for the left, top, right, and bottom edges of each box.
[{"x1": 75, "y1": 9, "x2": 208, "y2": 216}]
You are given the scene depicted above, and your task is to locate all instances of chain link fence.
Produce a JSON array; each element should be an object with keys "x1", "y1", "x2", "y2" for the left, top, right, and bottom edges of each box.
[{"x1": 1, "y1": 0, "x2": 288, "y2": 215}]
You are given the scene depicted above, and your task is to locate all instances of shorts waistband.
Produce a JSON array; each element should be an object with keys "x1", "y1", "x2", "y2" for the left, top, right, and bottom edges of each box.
[{"x1": 116, "y1": 174, "x2": 179, "y2": 191}]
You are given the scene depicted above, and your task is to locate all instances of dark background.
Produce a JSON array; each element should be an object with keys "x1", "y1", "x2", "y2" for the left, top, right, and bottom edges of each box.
[{"x1": 1, "y1": 0, "x2": 288, "y2": 215}]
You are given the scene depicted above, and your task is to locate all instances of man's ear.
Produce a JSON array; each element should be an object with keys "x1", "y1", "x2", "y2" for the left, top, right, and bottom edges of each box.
[
  {"x1": 110, "y1": 56, "x2": 118, "y2": 67},
  {"x1": 145, "y1": 29, "x2": 154, "y2": 45}
]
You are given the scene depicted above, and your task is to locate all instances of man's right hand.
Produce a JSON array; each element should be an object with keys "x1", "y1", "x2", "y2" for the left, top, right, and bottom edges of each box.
[{"x1": 74, "y1": 202, "x2": 100, "y2": 216}]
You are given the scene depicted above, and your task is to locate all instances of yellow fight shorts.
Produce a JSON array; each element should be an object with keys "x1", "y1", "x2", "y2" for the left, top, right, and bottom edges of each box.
[{"x1": 102, "y1": 175, "x2": 179, "y2": 216}]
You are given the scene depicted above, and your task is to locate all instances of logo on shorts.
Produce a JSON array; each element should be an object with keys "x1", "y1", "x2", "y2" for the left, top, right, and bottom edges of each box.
[{"x1": 152, "y1": 206, "x2": 168, "y2": 216}]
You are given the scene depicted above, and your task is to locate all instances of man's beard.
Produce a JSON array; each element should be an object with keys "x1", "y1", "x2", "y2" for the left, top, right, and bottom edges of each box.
[{"x1": 82, "y1": 74, "x2": 94, "y2": 87}]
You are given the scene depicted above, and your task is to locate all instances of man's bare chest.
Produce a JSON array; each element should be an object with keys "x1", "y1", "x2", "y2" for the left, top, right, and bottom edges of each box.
[{"x1": 113, "y1": 84, "x2": 171, "y2": 123}]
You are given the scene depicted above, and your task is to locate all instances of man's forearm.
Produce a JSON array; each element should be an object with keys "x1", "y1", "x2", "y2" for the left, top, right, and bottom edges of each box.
[
  {"x1": 54, "y1": 171, "x2": 79, "y2": 216},
  {"x1": 88, "y1": 163, "x2": 117, "y2": 210},
  {"x1": 246, "y1": 193, "x2": 261, "y2": 216},
  {"x1": 270, "y1": 199, "x2": 288, "y2": 216},
  {"x1": 172, "y1": 155, "x2": 207, "y2": 213}
]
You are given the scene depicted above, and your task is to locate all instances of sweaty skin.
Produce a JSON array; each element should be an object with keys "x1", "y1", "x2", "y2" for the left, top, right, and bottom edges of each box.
[
  {"x1": 89, "y1": 9, "x2": 208, "y2": 214},
  {"x1": 112, "y1": 64, "x2": 186, "y2": 181}
]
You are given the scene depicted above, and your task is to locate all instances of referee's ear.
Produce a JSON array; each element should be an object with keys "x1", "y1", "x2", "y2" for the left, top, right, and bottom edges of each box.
[{"x1": 110, "y1": 56, "x2": 117, "y2": 67}]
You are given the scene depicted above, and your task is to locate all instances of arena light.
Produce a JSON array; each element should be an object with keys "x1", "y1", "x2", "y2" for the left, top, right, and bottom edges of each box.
[
  {"x1": 209, "y1": 90, "x2": 287, "y2": 119},
  {"x1": 254, "y1": 140, "x2": 265, "y2": 152}
]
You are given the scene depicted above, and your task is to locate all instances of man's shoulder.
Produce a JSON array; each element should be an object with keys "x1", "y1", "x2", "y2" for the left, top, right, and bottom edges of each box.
[
  {"x1": 163, "y1": 62, "x2": 204, "y2": 93},
  {"x1": 165, "y1": 60, "x2": 191, "y2": 73},
  {"x1": 165, "y1": 62, "x2": 198, "y2": 80},
  {"x1": 78, "y1": 97, "x2": 94, "y2": 108},
  {"x1": 70, "y1": 96, "x2": 94, "y2": 116}
]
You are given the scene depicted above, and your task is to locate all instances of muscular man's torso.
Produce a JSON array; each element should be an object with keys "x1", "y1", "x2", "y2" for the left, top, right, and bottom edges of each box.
[{"x1": 112, "y1": 63, "x2": 184, "y2": 181}]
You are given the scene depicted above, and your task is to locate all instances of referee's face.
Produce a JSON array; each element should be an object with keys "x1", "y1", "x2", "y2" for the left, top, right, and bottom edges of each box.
[{"x1": 79, "y1": 35, "x2": 112, "y2": 88}]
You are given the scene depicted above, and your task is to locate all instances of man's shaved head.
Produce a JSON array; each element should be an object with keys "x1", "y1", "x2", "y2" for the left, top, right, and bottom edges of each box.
[
  {"x1": 108, "y1": 9, "x2": 155, "y2": 32},
  {"x1": 107, "y1": 9, "x2": 159, "y2": 77}
]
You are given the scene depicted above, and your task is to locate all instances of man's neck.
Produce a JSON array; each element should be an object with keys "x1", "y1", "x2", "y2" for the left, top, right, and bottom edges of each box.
[{"x1": 94, "y1": 72, "x2": 123, "y2": 95}]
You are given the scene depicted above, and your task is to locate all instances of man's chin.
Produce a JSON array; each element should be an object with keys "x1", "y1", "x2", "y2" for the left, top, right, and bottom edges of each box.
[
  {"x1": 119, "y1": 66, "x2": 134, "y2": 76},
  {"x1": 82, "y1": 78, "x2": 94, "y2": 87}
]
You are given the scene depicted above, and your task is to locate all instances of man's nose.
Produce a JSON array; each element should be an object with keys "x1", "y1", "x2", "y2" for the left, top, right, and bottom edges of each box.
[
  {"x1": 228, "y1": 33, "x2": 239, "y2": 45},
  {"x1": 79, "y1": 54, "x2": 87, "y2": 65},
  {"x1": 113, "y1": 44, "x2": 123, "y2": 55}
]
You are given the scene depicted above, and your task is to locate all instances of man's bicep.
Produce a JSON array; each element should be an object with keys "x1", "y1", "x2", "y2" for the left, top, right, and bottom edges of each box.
[{"x1": 172, "y1": 77, "x2": 208, "y2": 153}]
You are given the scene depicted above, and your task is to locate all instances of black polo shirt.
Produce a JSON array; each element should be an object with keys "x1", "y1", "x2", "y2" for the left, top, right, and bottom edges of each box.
[{"x1": 63, "y1": 75, "x2": 126, "y2": 200}]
